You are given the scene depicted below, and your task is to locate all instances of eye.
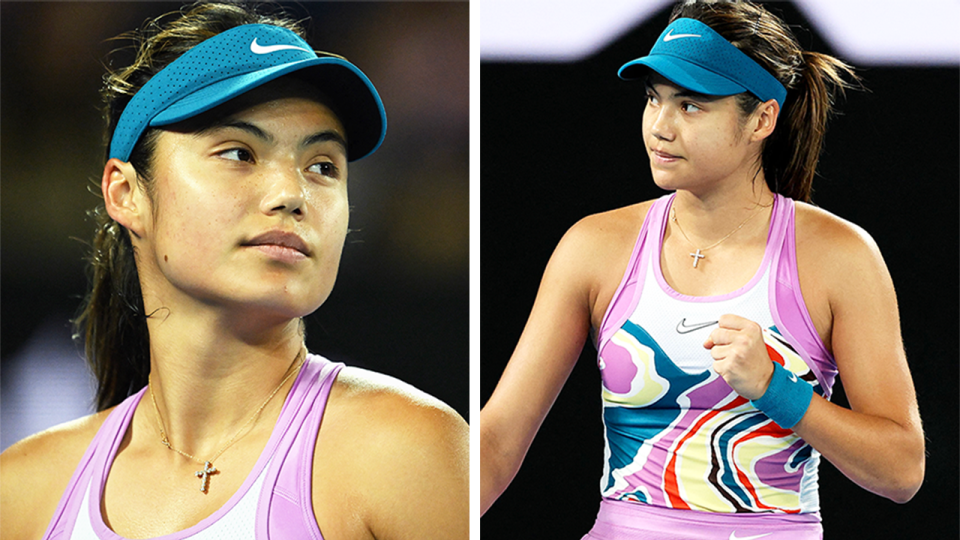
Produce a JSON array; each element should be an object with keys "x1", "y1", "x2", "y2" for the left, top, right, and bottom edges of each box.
[
  {"x1": 307, "y1": 161, "x2": 340, "y2": 178},
  {"x1": 645, "y1": 92, "x2": 660, "y2": 106},
  {"x1": 219, "y1": 147, "x2": 255, "y2": 163},
  {"x1": 682, "y1": 102, "x2": 701, "y2": 113}
]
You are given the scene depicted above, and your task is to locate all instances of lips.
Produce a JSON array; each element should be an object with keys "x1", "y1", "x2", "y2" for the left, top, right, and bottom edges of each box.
[
  {"x1": 652, "y1": 148, "x2": 681, "y2": 160},
  {"x1": 243, "y1": 230, "x2": 311, "y2": 258},
  {"x1": 650, "y1": 147, "x2": 682, "y2": 166}
]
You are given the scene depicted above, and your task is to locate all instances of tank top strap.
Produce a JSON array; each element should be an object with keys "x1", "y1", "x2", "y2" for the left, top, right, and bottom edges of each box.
[
  {"x1": 41, "y1": 388, "x2": 145, "y2": 540},
  {"x1": 768, "y1": 197, "x2": 839, "y2": 397},
  {"x1": 766, "y1": 193, "x2": 790, "y2": 259},
  {"x1": 256, "y1": 354, "x2": 343, "y2": 539},
  {"x1": 597, "y1": 194, "x2": 675, "y2": 351}
]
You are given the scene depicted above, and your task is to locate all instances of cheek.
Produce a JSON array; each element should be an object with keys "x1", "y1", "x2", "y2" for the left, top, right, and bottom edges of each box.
[
  {"x1": 152, "y1": 179, "x2": 246, "y2": 266},
  {"x1": 692, "y1": 124, "x2": 736, "y2": 157},
  {"x1": 313, "y1": 188, "x2": 350, "y2": 254},
  {"x1": 331, "y1": 194, "x2": 350, "y2": 246}
]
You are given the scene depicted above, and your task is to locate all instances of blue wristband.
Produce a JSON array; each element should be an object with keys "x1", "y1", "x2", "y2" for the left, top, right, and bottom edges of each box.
[{"x1": 750, "y1": 361, "x2": 813, "y2": 430}]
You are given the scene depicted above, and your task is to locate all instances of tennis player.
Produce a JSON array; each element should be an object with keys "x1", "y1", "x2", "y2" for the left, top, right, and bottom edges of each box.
[
  {"x1": 481, "y1": 2, "x2": 923, "y2": 538},
  {"x1": 2, "y1": 3, "x2": 468, "y2": 539}
]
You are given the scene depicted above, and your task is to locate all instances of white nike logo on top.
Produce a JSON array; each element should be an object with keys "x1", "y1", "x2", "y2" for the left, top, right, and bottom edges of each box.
[
  {"x1": 729, "y1": 533, "x2": 771, "y2": 540},
  {"x1": 663, "y1": 29, "x2": 702, "y2": 41},
  {"x1": 250, "y1": 38, "x2": 311, "y2": 55}
]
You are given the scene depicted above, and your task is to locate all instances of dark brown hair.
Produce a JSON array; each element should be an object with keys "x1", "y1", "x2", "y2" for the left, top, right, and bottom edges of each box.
[
  {"x1": 74, "y1": 2, "x2": 307, "y2": 411},
  {"x1": 670, "y1": 0, "x2": 861, "y2": 202}
]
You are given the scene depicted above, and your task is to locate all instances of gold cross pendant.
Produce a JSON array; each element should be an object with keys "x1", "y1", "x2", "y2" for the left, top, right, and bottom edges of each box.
[{"x1": 195, "y1": 461, "x2": 218, "y2": 493}]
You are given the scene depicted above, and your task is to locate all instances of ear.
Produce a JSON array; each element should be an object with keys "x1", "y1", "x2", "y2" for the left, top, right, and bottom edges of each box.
[
  {"x1": 749, "y1": 99, "x2": 780, "y2": 143},
  {"x1": 102, "y1": 158, "x2": 148, "y2": 238}
]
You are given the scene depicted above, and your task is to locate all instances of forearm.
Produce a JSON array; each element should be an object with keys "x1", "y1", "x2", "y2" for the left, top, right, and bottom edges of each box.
[
  {"x1": 480, "y1": 326, "x2": 584, "y2": 515},
  {"x1": 480, "y1": 407, "x2": 533, "y2": 515},
  {"x1": 793, "y1": 394, "x2": 925, "y2": 503},
  {"x1": 480, "y1": 417, "x2": 508, "y2": 515}
]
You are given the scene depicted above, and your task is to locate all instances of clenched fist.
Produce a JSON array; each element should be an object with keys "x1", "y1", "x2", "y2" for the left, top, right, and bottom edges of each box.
[{"x1": 703, "y1": 314, "x2": 775, "y2": 401}]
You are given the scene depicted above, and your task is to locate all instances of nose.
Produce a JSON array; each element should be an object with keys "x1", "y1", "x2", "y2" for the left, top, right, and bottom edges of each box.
[
  {"x1": 647, "y1": 104, "x2": 675, "y2": 142},
  {"x1": 260, "y1": 167, "x2": 306, "y2": 219}
]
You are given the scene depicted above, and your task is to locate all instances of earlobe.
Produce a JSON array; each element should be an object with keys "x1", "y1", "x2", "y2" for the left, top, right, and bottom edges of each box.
[
  {"x1": 102, "y1": 158, "x2": 146, "y2": 237},
  {"x1": 751, "y1": 99, "x2": 780, "y2": 143}
]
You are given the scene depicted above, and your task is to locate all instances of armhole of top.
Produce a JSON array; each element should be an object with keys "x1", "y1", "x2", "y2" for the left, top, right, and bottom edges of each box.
[
  {"x1": 596, "y1": 195, "x2": 670, "y2": 353},
  {"x1": 299, "y1": 361, "x2": 343, "y2": 537},
  {"x1": 39, "y1": 419, "x2": 105, "y2": 539},
  {"x1": 769, "y1": 199, "x2": 838, "y2": 399},
  {"x1": 43, "y1": 390, "x2": 143, "y2": 540},
  {"x1": 259, "y1": 356, "x2": 343, "y2": 540}
]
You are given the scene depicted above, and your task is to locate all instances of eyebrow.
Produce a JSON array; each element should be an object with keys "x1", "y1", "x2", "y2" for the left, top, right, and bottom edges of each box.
[
  {"x1": 644, "y1": 80, "x2": 721, "y2": 102},
  {"x1": 196, "y1": 120, "x2": 274, "y2": 143},
  {"x1": 195, "y1": 121, "x2": 347, "y2": 153},
  {"x1": 302, "y1": 130, "x2": 347, "y2": 153}
]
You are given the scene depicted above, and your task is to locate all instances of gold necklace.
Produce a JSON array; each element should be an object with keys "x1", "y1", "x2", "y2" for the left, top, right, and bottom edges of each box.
[
  {"x1": 148, "y1": 348, "x2": 305, "y2": 493},
  {"x1": 670, "y1": 204, "x2": 766, "y2": 269}
]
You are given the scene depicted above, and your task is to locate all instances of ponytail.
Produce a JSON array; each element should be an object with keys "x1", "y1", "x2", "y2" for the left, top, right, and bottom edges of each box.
[
  {"x1": 73, "y1": 2, "x2": 309, "y2": 411},
  {"x1": 761, "y1": 51, "x2": 859, "y2": 202},
  {"x1": 672, "y1": 1, "x2": 861, "y2": 202}
]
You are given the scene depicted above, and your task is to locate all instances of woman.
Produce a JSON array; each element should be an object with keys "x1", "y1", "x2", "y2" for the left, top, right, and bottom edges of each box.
[
  {"x1": 481, "y1": 2, "x2": 924, "y2": 538},
  {"x1": 0, "y1": 3, "x2": 467, "y2": 539}
]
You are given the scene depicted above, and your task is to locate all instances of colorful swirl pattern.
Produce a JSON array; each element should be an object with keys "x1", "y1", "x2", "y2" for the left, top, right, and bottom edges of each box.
[{"x1": 598, "y1": 321, "x2": 823, "y2": 514}]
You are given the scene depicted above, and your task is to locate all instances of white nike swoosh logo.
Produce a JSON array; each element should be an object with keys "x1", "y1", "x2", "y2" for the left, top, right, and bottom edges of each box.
[
  {"x1": 676, "y1": 318, "x2": 718, "y2": 334},
  {"x1": 788, "y1": 371, "x2": 798, "y2": 383},
  {"x1": 250, "y1": 38, "x2": 311, "y2": 55},
  {"x1": 729, "y1": 533, "x2": 771, "y2": 540},
  {"x1": 663, "y1": 29, "x2": 702, "y2": 42}
]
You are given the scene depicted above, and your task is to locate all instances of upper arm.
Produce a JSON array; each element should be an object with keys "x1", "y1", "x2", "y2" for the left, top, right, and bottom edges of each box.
[
  {"x1": 314, "y1": 369, "x2": 468, "y2": 540},
  {"x1": 1, "y1": 414, "x2": 103, "y2": 539},
  {"x1": 0, "y1": 438, "x2": 46, "y2": 539},
  {"x1": 486, "y1": 217, "x2": 599, "y2": 412},
  {"x1": 482, "y1": 210, "x2": 637, "y2": 448},
  {"x1": 366, "y1": 395, "x2": 468, "y2": 539},
  {"x1": 805, "y1": 210, "x2": 920, "y2": 430},
  {"x1": 481, "y1": 206, "x2": 644, "y2": 477}
]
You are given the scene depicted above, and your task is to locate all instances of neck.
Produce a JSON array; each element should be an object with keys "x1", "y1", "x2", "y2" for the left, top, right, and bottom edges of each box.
[
  {"x1": 670, "y1": 168, "x2": 775, "y2": 246},
  {"x1": 142, "y1": 309, "x2": 305, "y2": 459}
]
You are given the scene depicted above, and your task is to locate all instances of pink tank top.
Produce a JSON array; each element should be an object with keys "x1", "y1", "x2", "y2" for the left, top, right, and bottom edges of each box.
[
  {"x1": 596, "y1": 194, "x2": 837, "y2": 516},
  {"x1": 41, "y1": 354, "x2": 342, "y2": 540}
]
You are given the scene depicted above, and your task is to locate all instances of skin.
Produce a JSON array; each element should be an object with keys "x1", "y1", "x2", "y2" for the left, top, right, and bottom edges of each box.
[
  {"x1": 480, "y1": 75, "x2": 924, "y2": 514},
  {"x1": 0, "y1": 80, "x2": 468, "y2": 540}
]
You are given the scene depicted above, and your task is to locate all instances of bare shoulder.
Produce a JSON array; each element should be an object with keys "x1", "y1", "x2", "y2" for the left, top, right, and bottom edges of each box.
[
  {"x1": 794, "y1": 202, "x2": 886, "y2": 274},
  {"x1": 794, "y1": 202, "x2": 893, "y2": 315},
  {"x1": 563, "y1": 200, "x2": 653, "y2": 250},
  {"x1": 556, "y1": 201, "x2": 654, "y2": 326},
  {"x1": 795, "y1": 202, "x2": 879, "y2": 247},
  {"x1": 329, "y1": 366, "x2": 468, "y2": 442},
  {"x1": 1, "y1": 410, "x2": 110, "y2": 538},
  {"x1": 313, "y1": 367, "x2": 467, "y2": 539}
]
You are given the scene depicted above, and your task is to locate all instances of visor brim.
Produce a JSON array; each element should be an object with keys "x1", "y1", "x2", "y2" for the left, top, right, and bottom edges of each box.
[
  {"x1": 619, "y1": 55, "x2": 747, "y2": 98},
  {"x1": 151, "y1": 57, "x2": 386, "y2": 162}
]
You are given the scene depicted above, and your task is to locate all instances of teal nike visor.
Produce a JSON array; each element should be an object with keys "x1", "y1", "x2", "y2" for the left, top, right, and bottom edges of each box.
[
  {"x1": 618, "y1": 18, "x2": 787, "y2": 108},
  {"x1": 109, "y1": 24, "x2": 386, "y2": 162}
]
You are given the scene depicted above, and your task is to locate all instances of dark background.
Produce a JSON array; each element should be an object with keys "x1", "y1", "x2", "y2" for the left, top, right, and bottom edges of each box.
[
  {"x1": 481, "y1": 2, "x2": 958, "y2": 538},
  {"x1": 0, "y1": 1, "x2": 469, "y2": 446}
]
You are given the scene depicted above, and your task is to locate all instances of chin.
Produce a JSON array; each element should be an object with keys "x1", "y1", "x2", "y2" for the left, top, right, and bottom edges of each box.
[
  {"x1": 227, "y1": 278, "x2": 334, "y2": 321},
  {"x1": 649, "y1": 169, "x2": 683, "y2": 192}
]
